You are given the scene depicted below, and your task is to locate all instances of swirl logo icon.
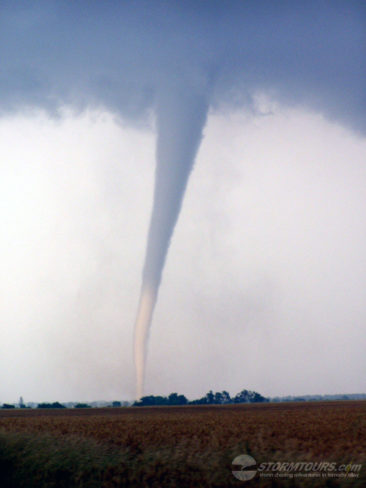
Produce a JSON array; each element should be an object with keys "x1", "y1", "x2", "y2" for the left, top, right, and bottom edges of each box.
[{"x1": 232, "y1": 454, "x2": 257, "y2": 481}]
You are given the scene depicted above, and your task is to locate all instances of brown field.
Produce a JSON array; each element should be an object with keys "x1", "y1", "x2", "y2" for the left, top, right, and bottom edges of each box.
[{"x1": 0, "y1": 401, "x2": 365, "y2": 487}]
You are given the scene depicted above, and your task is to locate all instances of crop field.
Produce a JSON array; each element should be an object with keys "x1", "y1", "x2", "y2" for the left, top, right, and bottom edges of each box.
[{"x1": 0, "y1": 401, "x2": 365, "y2": 487}]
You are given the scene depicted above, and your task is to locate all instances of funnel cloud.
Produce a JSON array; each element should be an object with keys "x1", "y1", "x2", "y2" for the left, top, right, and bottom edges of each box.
[{"x1": 134, "y1": 88, "x2": 208, "y2": 397}]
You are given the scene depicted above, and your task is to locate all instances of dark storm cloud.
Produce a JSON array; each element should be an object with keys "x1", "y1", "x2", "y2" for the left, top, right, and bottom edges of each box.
[{"x1": 0, "y1": 0, "x2": 365, "y2": 131}]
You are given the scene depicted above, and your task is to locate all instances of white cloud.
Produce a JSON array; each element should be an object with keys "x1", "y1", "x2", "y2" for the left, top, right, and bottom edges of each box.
[{"x1": 0, "y1": 105, "x2": 365, "y2": 402}]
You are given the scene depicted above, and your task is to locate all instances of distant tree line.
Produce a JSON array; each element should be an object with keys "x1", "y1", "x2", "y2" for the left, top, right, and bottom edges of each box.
[
  {"x1": 133, "y1": 389, "x2": 268, "y2": 406},
  {"x1": 1, "y1": 401, "x2": 123, "y2": 409},
  {"x1": 37, "y1": 402, "x2": 66, "y2": 409},
  {"x1": 133, "y1": 393, "x2": 188, "y2": 406},
  {"x1": 2, "y1": 391, "x2": 365, "y2": 410}
]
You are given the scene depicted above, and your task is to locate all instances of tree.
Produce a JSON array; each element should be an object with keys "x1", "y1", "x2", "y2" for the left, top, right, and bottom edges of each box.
[
  {"x1": 133, "y1": 388, "x2": 267, "y2": 406},
  {"x1": 134, "y1": 395, "x2": 166, "y2": 406},
  {"x1": 221, "y1": 391, "x2": 231, "y2": 403},
  {"x1": 133, "y1": 393, "x2": 188, "y2": 407},
  {"x1": 189, "y1": 396, "x2": 207, "y2": 405},
  {"x1": 233, "y1": 389, "x2": 250, "y2": 403},
  {"x1": 206, "y1": 390, "x2": 215, "y2": 404},
  {"x1": 247, "y1": 390, "x2": 268, "y2": 403},
  {"x1": 213, "y1": 391, "x2": 231, "y2": 404},
  {"x1": 168, "y1": 393, "x2": 188, "y2": 405},
  {"x1": 234, "y1": 389, "x2": 268, "y2": 403},
  {"x1": 37, "y1": 402, "x2": 66, "y2": 409}
]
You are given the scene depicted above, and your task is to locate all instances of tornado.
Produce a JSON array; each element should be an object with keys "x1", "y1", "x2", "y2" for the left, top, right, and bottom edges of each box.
[{"x1": 134, "y1": 87, "x2": 209, "y2": 399}]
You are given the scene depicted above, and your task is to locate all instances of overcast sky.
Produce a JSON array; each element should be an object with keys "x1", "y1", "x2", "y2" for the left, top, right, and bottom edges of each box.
[{"x1": 0, "y1": 1, "x2": 365, "y2": 402}]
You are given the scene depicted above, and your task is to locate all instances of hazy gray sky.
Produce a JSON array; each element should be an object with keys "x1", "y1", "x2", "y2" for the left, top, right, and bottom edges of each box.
[{"x1": 0, "y1": 1, "x2": 365, "y2": 402}]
